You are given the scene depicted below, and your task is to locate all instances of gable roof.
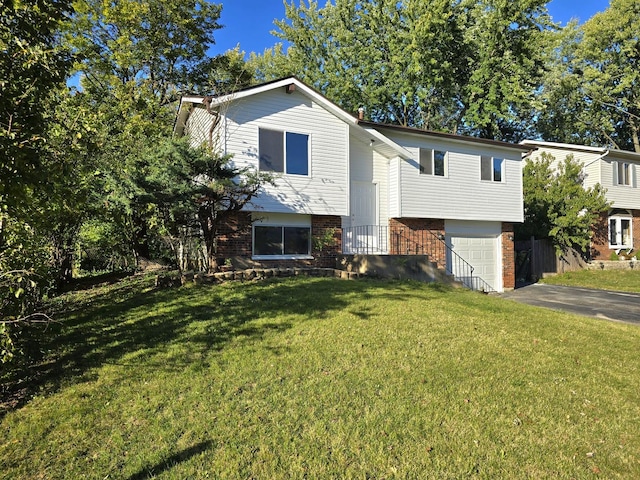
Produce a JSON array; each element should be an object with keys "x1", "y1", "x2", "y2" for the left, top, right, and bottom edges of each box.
[
  {"x1": 178, "y1": 76, "x2": 531, "y2": 157},
  {"x1": 178, "y1": 77, "x2": 412, "y2": 160},
  {"x1": 362, "y1": 121, "x2": 532, "y2": 153}
]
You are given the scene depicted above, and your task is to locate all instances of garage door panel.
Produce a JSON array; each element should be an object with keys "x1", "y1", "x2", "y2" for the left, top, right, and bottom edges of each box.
[{"x1": 446, "y1": 234, "x2": 499, "y2": 291}]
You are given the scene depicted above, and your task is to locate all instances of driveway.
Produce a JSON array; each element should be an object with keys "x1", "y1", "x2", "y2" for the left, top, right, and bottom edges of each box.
[{"x1": 500, "y1": 283, "x2": 640, "y2": 325}]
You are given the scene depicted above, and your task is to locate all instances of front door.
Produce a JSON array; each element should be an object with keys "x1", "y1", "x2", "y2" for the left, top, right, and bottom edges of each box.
[{"x1": 346, "y1": 182, "x2": 382, "y2": 253}]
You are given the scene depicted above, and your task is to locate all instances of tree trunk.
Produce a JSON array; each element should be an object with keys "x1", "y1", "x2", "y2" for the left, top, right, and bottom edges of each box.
[
  {"x1": 198, "y1": 206, "x2": 218, "y2": 273},
  {"x1": 131, "y1": 211, "x2": 151, "y2": 264},
  {"x1": 631, "y1": 118, "x2": 640, "y2": 153}
]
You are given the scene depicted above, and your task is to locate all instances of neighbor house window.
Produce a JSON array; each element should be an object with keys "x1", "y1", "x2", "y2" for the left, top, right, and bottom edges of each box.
[
  {"x1": 253, "y1": 225, "x2": 311, "y2": 257},
  {"x1": 419, "y1": 149, "x2": 446, "y2": 176},
  {"x1": 259, "y1": 128, "x2": 309, "y2": 175},
  {"x1": 481, "y1": 156, "x2": 503, "y2": 182},
  {"x1": 608, "y1": 210, "x2": 633, "y2": 249}
]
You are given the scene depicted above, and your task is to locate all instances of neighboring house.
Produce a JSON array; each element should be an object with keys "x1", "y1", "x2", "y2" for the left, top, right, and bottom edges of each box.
[
  {"x1": 175, "y1": 77, "x2": 530, "y2": 292},
  {"x1": 521, "y1": 140, "x2": 640, "y2": 260}
]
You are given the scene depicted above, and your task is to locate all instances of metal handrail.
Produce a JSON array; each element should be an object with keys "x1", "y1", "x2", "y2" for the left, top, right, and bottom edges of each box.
[
  {"x1": 342, "y1": 225, "x2": 495, "y2": 292},
  {"x1": 342, "y1": 225, "x2": 389, "y2": 254}
]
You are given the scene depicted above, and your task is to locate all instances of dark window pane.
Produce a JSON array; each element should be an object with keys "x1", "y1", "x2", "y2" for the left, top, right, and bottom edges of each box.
[
  {"x1": 419, "y1": 148, "x2": 432, "y2": 175},
  {"x1": 286, "y1": 132, "x2": 309, "y2": 175},
  {"x1": 481, "y1": 155, "x2": 492, "y2": 181},
  {"x1": 259, "y1": 129, "x2": 284, "y2": 172},
  {"x1": 254, "y1": 226, "x2": 282, "y2": 255},
  {"x1": 493, "y1": 158, "x2": 503, "y2": 182},
  {"x1": 609, "y1": 219, "x2": 618, "y2": 245},
  {"x1": 434, "y1": 150, "x2": 445, "y2": 176},
  {"x1": 284, "y1": 227, "x2": 310, "y2": 254}
]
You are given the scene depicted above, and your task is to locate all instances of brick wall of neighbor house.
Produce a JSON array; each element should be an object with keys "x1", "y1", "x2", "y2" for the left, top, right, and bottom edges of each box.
[
  {"x1": 216, "y1": 213, "x2": 342, "y2": 269},
  {"x1": 501, "y1": 223, "x2": 515, "y2": 290},
  {"x1": 388, "y1": 218, "x2": 446, "y2": 269},
  {"x1": 590, "y1": 210, "x2": 640, "y2": 260}
]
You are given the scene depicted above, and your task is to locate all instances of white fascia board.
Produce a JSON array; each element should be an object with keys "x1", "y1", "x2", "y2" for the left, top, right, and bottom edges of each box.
[
  {"x1": 181, "y1": 95, "x2": 206, "y2": 104},
  {"x1": 606, "y1": 149, "x2": 640, "y2": 162},
  {"x1": 361, "y1": 127, "x2": 412, "y2": 160},
  {"x1": 520, "y1": 139, "x2": 608, "y2": 154}
]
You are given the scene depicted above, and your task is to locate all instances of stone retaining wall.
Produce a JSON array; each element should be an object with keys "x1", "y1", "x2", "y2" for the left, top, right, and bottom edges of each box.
[
  {"x1": 155, "y1": 267, "x2": 362, "y2": 288},
  {"x1": 586, "y1": 260, "x2": 640, "y2": 271}
]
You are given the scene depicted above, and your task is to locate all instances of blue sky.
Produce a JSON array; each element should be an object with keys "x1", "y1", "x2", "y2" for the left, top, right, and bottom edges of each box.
[{"x1": 212, "y1": 0, "x2": 611, "y2": 57}]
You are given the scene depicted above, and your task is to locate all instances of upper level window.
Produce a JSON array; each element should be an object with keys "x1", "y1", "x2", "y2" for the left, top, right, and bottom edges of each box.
[
  {"x1": 259, "y1": 128, "x2": 309, "y2": 175},
  {"x1": 481, "y1": 156, "x2": 503, "y2": 182},
  {"x1": 420, "y1": 149, "x2": 446, "y2": 176}
]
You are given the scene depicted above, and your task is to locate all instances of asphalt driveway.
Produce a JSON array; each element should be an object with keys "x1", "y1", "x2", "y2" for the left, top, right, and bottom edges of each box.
[{"x1": 500, "y1": 283, "x2": 640, "y2": 325}]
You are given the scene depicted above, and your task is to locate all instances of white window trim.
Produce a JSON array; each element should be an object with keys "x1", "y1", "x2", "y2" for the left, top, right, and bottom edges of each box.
[
  {"x1": 612, "y1": 161, "x2": 637, "y2": 187},
  {"x1": 258, "y1": 127, "x2": 311, "y2": 177},
  {"x1": 480, "y1": 155, "x2": 504, "y2": 183},
  {"x1": 419, "y1": 148, "x2": 448, "y2": 178},
  {"x1": 608, "y1": 212, "x2": 633, "y2": 250},
  {"x1": 252, "y1": 223, "x2": 313, "y2": 260}
]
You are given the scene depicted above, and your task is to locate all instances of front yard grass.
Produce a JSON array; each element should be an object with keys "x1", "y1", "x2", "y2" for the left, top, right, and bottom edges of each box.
[
  {"x1": 1, "y1": 275, "x2": 639, "y2": 478},
  {"x1": 541, "y1": 268, "x2": 640, "y2": 293}
]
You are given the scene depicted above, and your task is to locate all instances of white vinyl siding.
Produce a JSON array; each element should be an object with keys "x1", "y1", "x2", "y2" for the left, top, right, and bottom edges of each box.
[
  {"x1": 602, "y1": 159, "x2": 639, "y2": 210},
  {"x1": 184, "y1": 106, "x2": 216, "y2": 149},
  {"x1": 388, "y1": 157, "x2": 402, "y2": 218},
  {"x1": 385, "y1": 132, "x2": 523, "y2": 222},
  {"x1": 215, "y1": 89, "x2": 349, "y2": 216}
]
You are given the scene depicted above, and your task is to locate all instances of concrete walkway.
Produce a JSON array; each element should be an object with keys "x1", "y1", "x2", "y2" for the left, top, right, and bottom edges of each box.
[{"x1": 500, "y1": 283, "x2": 640, "y2": 325}]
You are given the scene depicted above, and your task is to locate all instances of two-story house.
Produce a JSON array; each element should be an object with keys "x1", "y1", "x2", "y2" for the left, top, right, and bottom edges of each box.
[
  {"x1": 521, "y1": 140, "x2": 640, "y2": 260},
  {"x1": 176, "y1": 78, "x2": 531, "y2": 292}
]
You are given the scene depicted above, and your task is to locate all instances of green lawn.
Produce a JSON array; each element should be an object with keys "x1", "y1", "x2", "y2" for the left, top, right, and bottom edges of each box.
[
  {"x1": 541, "y1": 268, "x2": 640, "y2": 293},
  {"x1": 1, "y1": 275, "x2": 639, "y2": 478}
]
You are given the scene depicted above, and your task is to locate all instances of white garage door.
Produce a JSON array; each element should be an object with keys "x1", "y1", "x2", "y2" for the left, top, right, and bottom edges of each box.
[{"x1": 446, "y1": 235, "x2": 499, "y2": 292}]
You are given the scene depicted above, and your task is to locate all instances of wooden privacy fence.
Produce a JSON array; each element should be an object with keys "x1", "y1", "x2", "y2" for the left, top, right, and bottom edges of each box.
[{"x1": 515, "y1": 238, "x2": 586, "y2": 282}]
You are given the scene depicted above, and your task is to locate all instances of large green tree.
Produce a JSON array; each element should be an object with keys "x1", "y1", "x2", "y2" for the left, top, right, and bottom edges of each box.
[
  {"x1": 253, "y1": 0, "x2": 467, "y2": 130},
  {"x1": 1, "y1": 0, "x2": 75, "y2": 362},
  {"x1": 0, "y1": 0, "x2": 73, "y2": 212},
  {"x1": 251, "y1": 0, "x2": 554, "y2": 140},
  {"x1": 140, "y1": 138, "x2": 274, "y2": 273},
  {"x1": 460, "y1": 0, "x2": 554, "y2": 140},
  {"x1": 64, "y1": 0, "x2": 226, "y2": 263},
  {"x1": 518, "y1": 153, "x2": 610, "y2": 255},
  {"x1": 538, "y1": 0, "x2": 640, "y2": 151}
]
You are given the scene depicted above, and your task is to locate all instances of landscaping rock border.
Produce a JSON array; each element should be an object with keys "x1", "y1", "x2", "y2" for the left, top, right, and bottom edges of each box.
[
  {"x1": 155, "y1": 268, "x2": 362, "y2": 288},
  {"x1": 586, "y1": 260, "x2": 640, "y2": 271}
]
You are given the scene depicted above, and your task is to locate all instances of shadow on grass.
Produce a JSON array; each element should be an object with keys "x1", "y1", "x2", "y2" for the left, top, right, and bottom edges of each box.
[
  {"x1": 0, "y1": 275, "x2": 440, "y2": 417},
  {"x1": 124, "y1": 440, "x2": 213, "y2": 480}
]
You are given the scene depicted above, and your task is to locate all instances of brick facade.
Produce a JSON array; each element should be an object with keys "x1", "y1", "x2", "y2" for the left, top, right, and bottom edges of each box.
[
  {"x1": 388, "y1": 217, "x2": 516, "y2": 291},
  {"x1": 388, "y1": 218, "x2": 446, "y2": 269},
  {"x1": 216, "y1": 212, "x2": 342, "y2": 269},
  {"x1": 501, "y1": 222, "x2": 515, "y2": 290},
  {"x1": 590, "y1": 209, "x2": 640, "y2": 260}
]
